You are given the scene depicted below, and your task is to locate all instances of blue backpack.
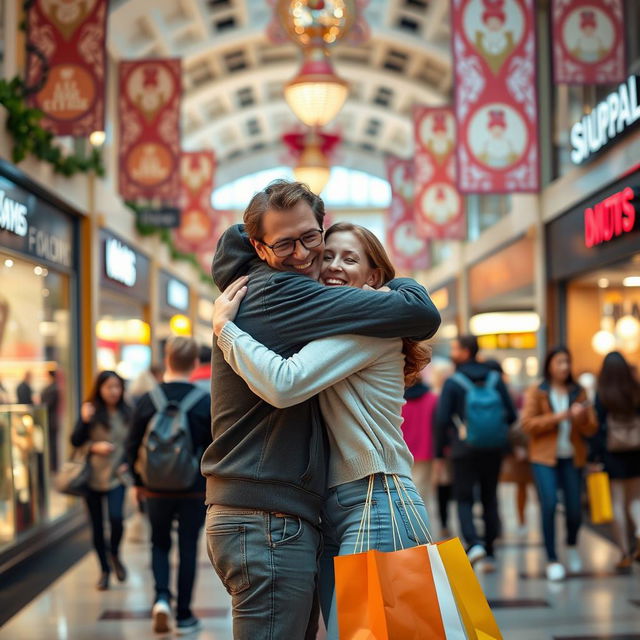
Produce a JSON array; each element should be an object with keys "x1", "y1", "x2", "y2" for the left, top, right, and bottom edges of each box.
[{"x1": 451, "y1": 370, "x2": 508, "y2": 449}]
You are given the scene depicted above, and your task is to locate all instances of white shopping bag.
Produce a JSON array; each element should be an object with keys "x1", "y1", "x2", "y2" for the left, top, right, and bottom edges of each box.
[{"x1": 427, "y1": 544, "x2": 469, "y2": 640}]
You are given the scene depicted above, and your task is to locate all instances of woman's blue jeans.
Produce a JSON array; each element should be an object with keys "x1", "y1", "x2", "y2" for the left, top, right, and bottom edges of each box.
[
  {"x1": 532, "y1": 459, "x2": 583, "y2": 562},
  {"x1": 319, "y1": 474, "x2": 431, "y2": 640}
]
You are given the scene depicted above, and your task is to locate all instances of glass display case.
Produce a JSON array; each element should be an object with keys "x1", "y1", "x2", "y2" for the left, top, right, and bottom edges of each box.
[{"x1": 0, "y1": 405, "x2": 49, "y2": 550}]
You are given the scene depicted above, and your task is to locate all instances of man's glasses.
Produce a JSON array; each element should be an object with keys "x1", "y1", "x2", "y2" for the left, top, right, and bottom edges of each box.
[{"x1": 258, "y1": 229, "x2": 324, "y2": 258}]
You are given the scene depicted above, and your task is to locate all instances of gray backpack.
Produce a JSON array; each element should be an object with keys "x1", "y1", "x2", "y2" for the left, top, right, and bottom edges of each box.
[{"x1": 136, "y1": 385, "x2": 207, "y2": 490}]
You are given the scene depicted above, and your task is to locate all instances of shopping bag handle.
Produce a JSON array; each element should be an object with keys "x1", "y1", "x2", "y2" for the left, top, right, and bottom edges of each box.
[{"x1": 391, "y1": 474, "x2": 434, "y2": 544}]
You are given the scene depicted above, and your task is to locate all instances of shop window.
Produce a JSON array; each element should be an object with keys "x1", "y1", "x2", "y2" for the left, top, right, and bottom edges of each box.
[
  {"x1": 0, "y1": 254, "x2": 77, "y2": 548},
  {"x1": 215, "y1": 16, "x2": 236, "y2": 32},
  {"x1": 466, "y1": 194, "x2": 512, "y2": 240}
]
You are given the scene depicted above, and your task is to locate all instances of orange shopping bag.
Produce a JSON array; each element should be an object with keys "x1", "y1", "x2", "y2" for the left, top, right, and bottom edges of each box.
[
  {"x1": 334, "y1": 544, "x2": 447, "y2": 640},
  {"x1": 436, "y1": 537, "x2": 503, "y2": 640},
  {"x1": 587, "y1": 471, "x2": 613, "y2": 524}
]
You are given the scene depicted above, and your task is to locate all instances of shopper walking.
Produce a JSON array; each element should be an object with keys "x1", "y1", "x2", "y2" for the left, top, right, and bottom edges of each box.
[
  {"x1": 127, "y1": 336, "x2": 211, "y2": 635},
  {"x1": 435, "y1": 336, "x2": 517, "y2": 570},
  {"x1": 521, "y1": 346, "x2": 597, "y2": 582},
  {"x1": 205, "y1": 180, "x2": 439, "y2": 640},
  {"x1": 16, "y1": 370, "x2": 33, "y2": 404},
  {"x1": 70, "y1": 371, "x2": 131, "y2": 591},
  {"x1": 401, "y1": 378, "x2": 437, "y2": 506},
  {"x1": 41, "y1": 369, "x2": 60, "y2": 472},
  {"x1": 213, "y1": 222, "x2": 434, "y2": 640},
  {"x1": 591, "y1": 351, "x2": 640, "y2": 570}
]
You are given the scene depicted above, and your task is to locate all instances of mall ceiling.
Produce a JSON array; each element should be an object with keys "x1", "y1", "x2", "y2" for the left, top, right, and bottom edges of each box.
[{"x1": 108, "y1": 0, "x2": 453, "y2": 186}]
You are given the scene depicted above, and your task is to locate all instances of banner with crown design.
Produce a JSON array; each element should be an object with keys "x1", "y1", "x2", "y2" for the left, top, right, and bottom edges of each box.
[
  {"x1": 452, "y1": 0, "x2": 539, "y2": 193},
  {"x1": 173, "y1": 151, "x2": 218, "y2": 256},
  {"x1": 552, "y1": 0, "x2": 625, "y2": 84},
  {"x1": 385, "y1": 155, "x2": 430, "y2": 272},
  {"x1": 414, "y1": 106, "x2": 465, "y2": 239},
  {"x1": 118, "y1": 59, "x2": 181, "y2": 204},
  {"x1": 25, "y1": 0, "x2": 108, "y2": 136}
]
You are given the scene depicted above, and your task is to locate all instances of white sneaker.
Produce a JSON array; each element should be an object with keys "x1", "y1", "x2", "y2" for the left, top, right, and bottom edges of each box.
[
  {"x1": 152, "y1": 599, "x2": 171, "y2": 634},
  {"x1": 516, "y1": 524, "x2": 528, "y2": 537},
  {"x1": 566, "y1": 547, "x2": 583, "y2": 573},
  {"x1": 467, "y1": 544, "x2": 487, "y2": 565},
  {"x1": 546, "y1": 562, "x2": 566, "y2": 582}
]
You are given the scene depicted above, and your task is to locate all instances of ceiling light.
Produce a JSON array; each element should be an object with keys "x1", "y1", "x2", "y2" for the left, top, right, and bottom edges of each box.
[
  {"x1": 591, "y1": 329, "x2": 616, "y2": 355},
  {"x1": 4, "y1": 259, "x2": 14, "y2": 268},
  {"x1": 293, "y1": 136, "x2": 331, "y2": 194},
  {"x1": 597, "y1": 278, "x2": 609, "y2": 288},
  {"x1": 284, "y1": 48, "x2": 348, "y2": 127},
  {"x1": 89, "y1": 130, "x2": 106, "y2": 146},
  {"x1": 623, "y1": 277, "x2": 640, "y2": 287}
]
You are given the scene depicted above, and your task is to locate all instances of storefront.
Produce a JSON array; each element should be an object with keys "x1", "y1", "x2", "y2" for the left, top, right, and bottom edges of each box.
[
  {"x1": 467, "y1": 235, "x2": 539, "y2": 391},
  {"x1": 547, "y1": 168, "x2": 640, "y2": 378},
  {"x1": 97, "y1": 230, "x2": 151, "y2": 381},
  {"x1": 0, "y1": 159, "x2": 81, "y2": 557},
  {"x1": 157, "y1": 270, "x2": 191, "y2": 354}
]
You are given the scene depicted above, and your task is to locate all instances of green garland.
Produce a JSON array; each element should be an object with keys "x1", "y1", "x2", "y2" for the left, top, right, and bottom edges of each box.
[
  {"x1": 0, "y1": 76, "x2": 104, "y2": 177},
  {"x1": 127, "y1": 201, "x2": 212, "y2": 285}
]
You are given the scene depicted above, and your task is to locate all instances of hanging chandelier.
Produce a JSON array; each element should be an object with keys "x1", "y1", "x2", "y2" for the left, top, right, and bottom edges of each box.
[
  {"x1": 284, "y1": 128, "x2": 341, "y2": 194},
  {"x1": 277, "y1": 0, "x2": 358, "y2": 127},
  {"x1": 284, "y1": 47, "x2": 348, "y2": 127}
]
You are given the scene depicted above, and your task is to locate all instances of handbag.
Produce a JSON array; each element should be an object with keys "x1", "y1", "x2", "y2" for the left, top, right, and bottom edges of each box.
[
  {"x1": 54, "y1": 449, "x2": 91, "y2": 496},
  {"x1": 606, "y1": 413, "x2": 640, "y2": 452},
  {"x1": 586, "y1": 471, "x2": 613, "y2": 524}
]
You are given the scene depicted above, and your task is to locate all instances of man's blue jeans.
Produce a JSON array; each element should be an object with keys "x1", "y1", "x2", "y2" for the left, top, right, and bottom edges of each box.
[
  {"x1": 205, "y1": 505, "x2": 320, "y2": 640},
  {"x1": 319, "y1": 474, "x2": 431, "y2": 640},
  {"x1": 532, "y1": 458, "x2": 583, "y2": 562}
]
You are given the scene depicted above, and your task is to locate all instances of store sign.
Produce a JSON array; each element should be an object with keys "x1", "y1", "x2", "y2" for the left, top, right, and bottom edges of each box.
[
  {"x1": 0, "y1": 179, "x2": 74, "y2": 268},
  {"x1": 571, "y1": 75, "x2": 640, "y2": 165},
  {"x1": 0, "y1": 190, "x2": 28, "y2": 237},
  {"x1": 105, "y1": 238, "x2": 137, "y2": 287},
  {"x1": 167, "y1": 278, "x2": 189, "y2": 310},
  {"x1": 137, "y1": 207, "x2": 181, "y2": 228},
  {"x1": 584, "y1": 186, "x2": 638, "y2": 248}
]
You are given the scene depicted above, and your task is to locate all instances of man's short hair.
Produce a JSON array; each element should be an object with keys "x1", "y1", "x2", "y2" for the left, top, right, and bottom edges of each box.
[
  {"x1": 243, "y1": 179, "x2": 325, "y2": 240},
  {"x1": 457, "y1": 334, "x2": 479, "y2": 360},
  {"x1": 166, "y1": 336, "x2": 199, "y2": 372}
]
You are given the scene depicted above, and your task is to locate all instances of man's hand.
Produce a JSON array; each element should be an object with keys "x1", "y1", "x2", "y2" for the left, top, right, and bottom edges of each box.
[{"x1": 214, "y1": 276, "x2": 249, "y2": 336}]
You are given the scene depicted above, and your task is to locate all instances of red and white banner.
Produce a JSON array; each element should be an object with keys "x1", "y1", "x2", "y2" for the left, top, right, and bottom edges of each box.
[
  {"x1": 385, "y1": 155, "x2": 430, "y2": 273},
  {"x1": 173, "y1": 151, "x2": 218, "y2": 256},
  {"x1": 25, "y1": 0, "x2": 108, "y2": 136},
  {"x1": 118, "y1": 59, "x2": 181, "y2": 204},
  {"x1": 452, "y1": 0, "x2": 539, "y2": 193},
  {"x1": 414, "y1": 107, "x2": 465, "y2": 239},
  {"x1": 552, "y1": 0, "x2": 625, "y2": 85}
]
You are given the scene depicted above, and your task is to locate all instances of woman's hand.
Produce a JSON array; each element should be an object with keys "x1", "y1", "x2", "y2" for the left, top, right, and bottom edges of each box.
[
  {"x1": 213, "y1": 276, "x2": 249, "y2": 336},
  {"x1": 363, "y1": 284, "x2": 392, "y2": 292},
  {"x1": 91, "y1": 441, "x2": 114, "y2": 456},
  {"x1": 81, "y1": 402, "x2": 95, "y2": 423}
]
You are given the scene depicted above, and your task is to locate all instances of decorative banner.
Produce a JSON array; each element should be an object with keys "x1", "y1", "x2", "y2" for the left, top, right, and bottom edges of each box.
[
  {"x1": 552, "y1": 0, "x2": 626, "y2": 85},
  {"x1": 385, "y1": 155, "x2": 430, "y2": 273},
  {"x1": 414, "y1": 107, "x2": 465, "y2": 239},
  {"x1": 195, "y1": 210, "x2": 236, "y2": 275},
  {"x1": 25, "y1": 0, "x2": 108, "y2": 136},
  {"x1": 173, "y1": 151, "x2": 216, "y2": 254},
  {"x1": 118, "y1": 59, "x2": 181, "y2": 205},
  {"x1": 452, "y1": 0, "x2": 539, "y2": 193}
]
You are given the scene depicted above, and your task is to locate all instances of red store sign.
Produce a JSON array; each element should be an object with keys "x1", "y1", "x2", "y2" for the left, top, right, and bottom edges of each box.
[{"x1": 584, "y1": 187, "x2": 637, "y2": 248}]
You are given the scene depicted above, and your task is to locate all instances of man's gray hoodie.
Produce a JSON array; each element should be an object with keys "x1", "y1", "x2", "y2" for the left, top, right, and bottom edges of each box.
[{"x1": 201, "y1": 224, "x2": 440, "y2": 524}]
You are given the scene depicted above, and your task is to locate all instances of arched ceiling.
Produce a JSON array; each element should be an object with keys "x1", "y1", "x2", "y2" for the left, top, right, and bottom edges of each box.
[{"x1": 108, "y1": 0, "x2": 453, "y2": 186}]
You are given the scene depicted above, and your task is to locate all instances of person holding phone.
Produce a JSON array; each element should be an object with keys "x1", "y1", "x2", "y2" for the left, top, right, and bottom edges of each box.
[{"x1": 521, "y1": 347, "x2": 597, "y2": 582}]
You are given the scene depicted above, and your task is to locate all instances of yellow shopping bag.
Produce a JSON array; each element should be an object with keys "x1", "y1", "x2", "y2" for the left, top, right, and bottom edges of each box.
[
  {"x1": 436, "y1": 537, "x2": 503, "y2": 640},
  {"x1": 334, "y1": 545, "x2": 447, "y2": 640},
  {"x1": 587, "y1": 471, "x2": 613, "y2": 524}
]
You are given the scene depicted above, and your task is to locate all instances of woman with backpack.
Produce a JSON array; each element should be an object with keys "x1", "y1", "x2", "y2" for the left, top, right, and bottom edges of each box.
[
  {"x1": 71, "y1": 370, "x2": 132, "y2": 590},
  {"x1": 591, "y1": 351, "x2": 640, "y2": 570},
  {"x1": 521, "y1": 347, "x2": 598, "y2": 582}
]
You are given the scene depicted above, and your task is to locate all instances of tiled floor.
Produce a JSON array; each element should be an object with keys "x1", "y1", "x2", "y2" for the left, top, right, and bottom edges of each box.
[{"x1": 1, "y1": 485, "x2": 639, "y2": 639}]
